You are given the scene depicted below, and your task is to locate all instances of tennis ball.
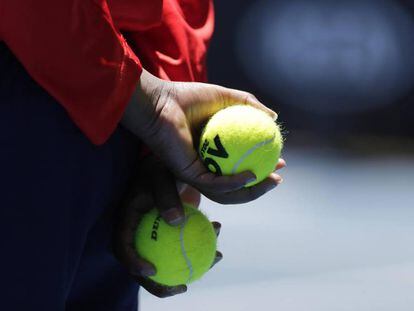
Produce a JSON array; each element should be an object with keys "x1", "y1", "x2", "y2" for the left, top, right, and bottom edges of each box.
[
  {"x1": 134, "y1": 204, "x2": 217, "y2": 286},
  {"x1": 199, "y1": 105, "x2": 283, "y2": 186}
]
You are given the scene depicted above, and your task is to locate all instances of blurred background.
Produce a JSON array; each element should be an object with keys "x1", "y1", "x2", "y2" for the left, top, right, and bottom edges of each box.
[{"x1": 143, "y1": 0, "x2": 414, "y2": 310}]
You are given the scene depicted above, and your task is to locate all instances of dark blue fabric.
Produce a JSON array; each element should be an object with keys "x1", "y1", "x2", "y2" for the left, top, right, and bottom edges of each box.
[{"x1": 0, "y1": 43, "x2": 141, "y2": 310}]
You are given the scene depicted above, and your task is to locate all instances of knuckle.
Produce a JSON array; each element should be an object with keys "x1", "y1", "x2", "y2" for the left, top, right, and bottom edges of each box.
[{"x1": 244, "y1": 92, "x2": 257, "y2": 102}]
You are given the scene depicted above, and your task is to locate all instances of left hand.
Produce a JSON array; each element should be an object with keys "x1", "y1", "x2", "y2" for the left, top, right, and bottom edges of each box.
[{"x1": 112, "y1": 155, "x2": 223, "y2": 298}]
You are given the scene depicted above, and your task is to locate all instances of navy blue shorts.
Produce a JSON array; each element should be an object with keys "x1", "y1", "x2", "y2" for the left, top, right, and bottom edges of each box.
[{"x1": 0, "y1": 43, "x2": 141, "y2": 310}]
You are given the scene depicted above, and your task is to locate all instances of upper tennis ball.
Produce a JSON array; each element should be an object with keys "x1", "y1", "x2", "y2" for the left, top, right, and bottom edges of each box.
[
  {"x1": 199, "y1": 105, "x2": 283, "y2": 186},
  {"x1": 134, "y1": 204, "x2": 217, "y2": 286}
]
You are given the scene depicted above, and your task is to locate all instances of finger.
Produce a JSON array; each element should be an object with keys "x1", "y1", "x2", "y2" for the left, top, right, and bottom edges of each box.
[
  {"x1": 275, "y1": 158, "x2": 287, "y2": 171},
  {"x1": 121, "y1": 180, "x2": 155, "y2": 216},
  {"x1": 122, "y1": 247, "x2": 156, "y2": 278},
  {"x1": 176, "y1": 180, "x2": 187, "y2": 194},
  {"x1": 136, "y1": 276, "x2": 187, "y2": 298},
  {"x1": 113, "y1": 221, "x2": 157, "y2": 277},
  {"x1": 195, "y1": 170, "x2": 256, "y2": 193},
  {"x1": 150, "y1": 160, "x2": 185, "y2": 226},
  {"x1": 179, "y1": 184, "x2": 201, "y2": 208},
  {"x1": 210, "y1": 251, "x2": 223, "y2": 269},
  {"x1": 114, "y1": 184, "x2": 154, "y2": 254},
  {"x1": 113, "y1": 176, "x2": 160, "y2": 277},
  {"x1": 114, "y1": 198, "x2": 157, "y2": 277},
  {"x1": 223, "y1": 88, "x2": 278, "y2": 121},
  {"x1": 204, "y1": 173, "x2": 283, "y2": 205},
  {"x1": 212, "y1": 221, "x2": 221, "y2": 237},
  {"x1": 184, "y1": 160, "x2": 256, "y2": 194}
]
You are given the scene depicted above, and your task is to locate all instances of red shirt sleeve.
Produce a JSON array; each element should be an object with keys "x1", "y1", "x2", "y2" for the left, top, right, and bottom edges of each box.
[
  {"x1": 0, "y1": 0, "x2": 142, "y2": 145},
  {"x1": 123, "y1": 0, "x2": 214, "y2": 83}
]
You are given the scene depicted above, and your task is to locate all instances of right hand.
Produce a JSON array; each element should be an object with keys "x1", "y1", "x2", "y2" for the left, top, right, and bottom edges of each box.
[
  {"x1": 113, "y1": 156, "x2": 223, "y2": 298},
  {"x1": 121, "y1": 69, "x2": 285, "y2": 205}
]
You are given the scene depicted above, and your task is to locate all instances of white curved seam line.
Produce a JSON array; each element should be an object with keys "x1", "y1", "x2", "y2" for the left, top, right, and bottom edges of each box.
[
  {"x1": 180, "y1": 214, "x2": 194, "y2": 283},
  {"x1": 231, "y1": 134, "x2": 276, "y2": 174}
]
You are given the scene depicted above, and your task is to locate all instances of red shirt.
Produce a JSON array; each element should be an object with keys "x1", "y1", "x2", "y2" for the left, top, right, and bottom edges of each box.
[{"x1": 0, "y1": 0, "x2": 214, "y2": 145}]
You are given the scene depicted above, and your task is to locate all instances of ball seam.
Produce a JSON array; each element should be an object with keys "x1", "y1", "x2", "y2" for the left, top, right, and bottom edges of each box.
[
  {"x1": 231, "y1": 133, "x2": 276, "y2": 174},
  {"x1": 180, "y1": 214, "x2": 194, "y2": 283}
]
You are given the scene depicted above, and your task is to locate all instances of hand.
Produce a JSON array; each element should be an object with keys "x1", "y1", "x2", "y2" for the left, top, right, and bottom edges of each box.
[
  {"x1": 113, "y1": 156, "x2": 223, "y2": 298},
  {"x1": 121, "y1": 69, "x2": 285, "y2": 204}
]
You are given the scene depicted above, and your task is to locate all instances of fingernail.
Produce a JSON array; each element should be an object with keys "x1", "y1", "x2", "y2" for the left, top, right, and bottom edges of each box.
[
  {"x1": 162, "y1": 208, "x2": 184, "y2": 226},
  {"x1": 212, "y1": 222, "x2": 221, "y2": 236}
]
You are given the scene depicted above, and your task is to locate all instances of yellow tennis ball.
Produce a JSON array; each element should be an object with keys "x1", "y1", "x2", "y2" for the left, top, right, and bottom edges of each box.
[
  {"x1": 134, "y1": 204, "x2": 217, "y2": 286},
  {"x1": 199, "y1": 105, "x2": 283, "y2": 186}
]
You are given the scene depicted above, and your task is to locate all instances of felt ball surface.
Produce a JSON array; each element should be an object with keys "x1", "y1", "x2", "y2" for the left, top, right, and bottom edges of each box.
[
  {"x1": 199, "y1": 105, "x2": 283, "y2": 186},
  {"x1": 134, "y1": 205, "x2": 217, "y2": 286}
]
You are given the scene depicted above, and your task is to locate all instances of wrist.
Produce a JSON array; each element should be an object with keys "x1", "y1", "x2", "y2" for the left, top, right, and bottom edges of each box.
[
  {"x1": 121, "y1": 69, "x2": 167, "y2": 138},
  {"x1": 138, "y1": 69, "x2": 163, "y2": 101}
]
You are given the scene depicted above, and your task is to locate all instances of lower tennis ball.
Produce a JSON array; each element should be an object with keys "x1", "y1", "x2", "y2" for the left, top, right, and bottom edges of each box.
[
  {"x1": 134, "y1": 204, "x2": 217, "y2": 286},
  {"x1": 199, "y1": 105, "x2": 283, "y2": 186}
]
